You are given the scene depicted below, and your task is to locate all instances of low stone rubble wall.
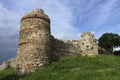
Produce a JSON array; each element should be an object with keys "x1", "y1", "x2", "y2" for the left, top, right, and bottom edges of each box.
[{"x1": 0, "y1": 58, "x2": 16, "y2": 71}]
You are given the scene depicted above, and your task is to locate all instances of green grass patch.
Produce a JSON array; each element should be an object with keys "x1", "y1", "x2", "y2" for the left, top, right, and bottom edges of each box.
[{"x1": 1, "y1": 55, "x2": 120, "y2": 80}]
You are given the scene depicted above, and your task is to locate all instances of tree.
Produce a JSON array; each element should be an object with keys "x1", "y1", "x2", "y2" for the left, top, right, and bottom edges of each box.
[{"x1": 98, "y1": 33, "x2": 120, "y2": 53}]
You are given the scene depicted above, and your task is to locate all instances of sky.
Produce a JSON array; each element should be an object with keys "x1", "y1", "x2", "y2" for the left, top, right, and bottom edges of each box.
[{"x1": 0, "y1": 0, "x2": 120, "y2": 64}]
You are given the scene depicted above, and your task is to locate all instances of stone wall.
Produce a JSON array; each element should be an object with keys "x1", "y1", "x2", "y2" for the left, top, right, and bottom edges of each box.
[
  {"x1": 16, "y1": 8, "x2": 99, "y2": 74},
  {"x1": 52, "y1": 32, "x2": 98, "y2": 57},
  {"x1": 79, "y1": 32, "x2": 98, "y2": 56},
  {"x1": 53, "y1": 39, "x2": 81, "y2": 57},
  {"x1": 0, "y1": 58, "x2": 16, "y2": 71}
]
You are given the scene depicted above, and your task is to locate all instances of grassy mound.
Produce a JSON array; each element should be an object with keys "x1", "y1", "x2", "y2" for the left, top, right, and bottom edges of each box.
[{"x1": 1, "y1": 55, "x2": 120, "y2": 80}]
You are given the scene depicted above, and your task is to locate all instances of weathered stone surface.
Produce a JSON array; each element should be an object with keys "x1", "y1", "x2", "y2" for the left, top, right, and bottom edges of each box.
[
  {"x1": 79, "y1": 32, "x2": 98, "y2": 56},
  {"x1": 0, "y1": 58, "x2": 16, "y2": 71},
  {"x1": 52, "y1": 32, "x2": 98, "y2": 57},
  {"x1": 53, "y1": 39, "x2": 81, "y2": 57},
  {"x1": 0, "y1": 62, "x2": 10, "y2": 71},
  {"x1": 16, "y1": 8, "x2": 52, "y2": 74},
  {"x1": 16, "y1": 8, "x2": 99, "y2": 74}
]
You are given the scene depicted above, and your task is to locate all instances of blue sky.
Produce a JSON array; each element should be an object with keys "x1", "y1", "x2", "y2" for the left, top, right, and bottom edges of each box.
[{"x1": 0, "y1": 0, "x2": 120, "y2": 63}]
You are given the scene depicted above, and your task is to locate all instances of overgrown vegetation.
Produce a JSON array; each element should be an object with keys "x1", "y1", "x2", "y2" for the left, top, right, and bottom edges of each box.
[{"x1": 1, "y1": 55, "x2": 120, "y2": 80}]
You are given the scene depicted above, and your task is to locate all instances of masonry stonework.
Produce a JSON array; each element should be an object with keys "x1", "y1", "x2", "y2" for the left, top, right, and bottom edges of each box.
[
  {"x1": 79, "y1": 32, "x2": 98, "y2": 56},
  {"x1": 16, "y1": 9, "x2": 52, "y2": 74},
  {"x1": 16, "y1": 8, "x2": 98, "y2": 74}
]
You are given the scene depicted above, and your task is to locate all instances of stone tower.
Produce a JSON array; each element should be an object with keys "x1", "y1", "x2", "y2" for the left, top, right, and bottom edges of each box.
[
  {"x1": 16, "y1": 8, "x2": 51, "y2": 74},
  {"x1": 79, "y1": 32, "x2": 98, "y2": 56}
]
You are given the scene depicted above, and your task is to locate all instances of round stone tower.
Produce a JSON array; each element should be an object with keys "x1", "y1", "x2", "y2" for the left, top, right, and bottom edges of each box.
[{"x1": 16, "y1": 8, "x2": 51, "y2": 74}]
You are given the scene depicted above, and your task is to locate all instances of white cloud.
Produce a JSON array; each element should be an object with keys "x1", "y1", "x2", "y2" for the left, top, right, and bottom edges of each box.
[
  {"x1": 0, "y1": 3, "x2": 20, "y2": 53},
  {"x1": 0, "y1": 0, "x2": 120, "y2": 46},
  {"x1": 94, "y1": 0, "x2": 117, "y2": 27},
  {"x1": 0, "y1": 0, "x2": 78, "y2": 64},
  {"x1": 54, "y1": 32, "x2": 81, "y2": 40},
  {"x1": 6, "y1": 0, "x2": 75, "y2": 40}
]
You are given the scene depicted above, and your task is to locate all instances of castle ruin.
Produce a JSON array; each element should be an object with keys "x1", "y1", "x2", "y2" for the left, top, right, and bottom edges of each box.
[{"x1": 16, "y1": 8, "x2": 98, "y2": 74}]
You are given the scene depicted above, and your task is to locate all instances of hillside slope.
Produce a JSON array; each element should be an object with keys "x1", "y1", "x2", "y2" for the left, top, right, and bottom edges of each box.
[{"x1": 0, "y1": 55, "x2": 120, "y2": 80}]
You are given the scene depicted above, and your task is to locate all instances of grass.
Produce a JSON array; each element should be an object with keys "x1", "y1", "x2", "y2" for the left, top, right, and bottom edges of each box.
[{"x1": 1, "y1": 55, "x2": 120, "y2": 80}]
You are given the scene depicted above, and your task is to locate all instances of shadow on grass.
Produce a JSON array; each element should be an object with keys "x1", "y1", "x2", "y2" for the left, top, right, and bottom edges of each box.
[{"x1": 0, "y1": 74, "x2": 26, "y2": 80}]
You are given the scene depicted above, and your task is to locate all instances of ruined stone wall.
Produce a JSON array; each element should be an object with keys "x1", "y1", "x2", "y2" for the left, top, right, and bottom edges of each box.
[
  {"x1": 16, "y1": 9, "x2": 52, "y2": 74},
  {"x1": 53, "y1": 39, "x2": 81, "y2": 57},
  {"x1": 16, "y1": 9, "x2": 99, "y2": 74},
  {"x1": 0, "y1": 58, "x2": 16, "y2": 71},
  {"x1": 79, "y1": 32, "x2": 98, "y2": 56},
  {"x1": 53, "y1": 32, "x2": 98, "y2": 57}
]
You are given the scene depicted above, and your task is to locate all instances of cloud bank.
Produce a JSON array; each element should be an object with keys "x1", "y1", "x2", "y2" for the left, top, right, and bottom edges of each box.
[{"x1": 0, "y1": 0, "x2": 120, "y2": 64}]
